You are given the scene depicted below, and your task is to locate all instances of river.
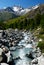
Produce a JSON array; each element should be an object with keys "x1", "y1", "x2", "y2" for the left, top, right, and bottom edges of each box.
[{"x1": 10, "y1": 31, "x2": 37, "y2": 65}]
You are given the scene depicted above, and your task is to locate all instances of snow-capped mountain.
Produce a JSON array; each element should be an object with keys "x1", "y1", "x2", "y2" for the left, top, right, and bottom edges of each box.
[
  {"x1": 0, "y1": 4, "x2": 39, "y2": 16},
  {"x1": 12, "y1": 6, "x2": 31, "y2": 15},
  {"x1": 1, "y1": 4, "x2": 44, "y2": 22}
]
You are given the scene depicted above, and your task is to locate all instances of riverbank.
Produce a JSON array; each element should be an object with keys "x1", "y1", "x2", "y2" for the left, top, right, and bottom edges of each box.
[
  {"x1": 31, "y1": 27, "x2": 44, "y2": 65},
  {"x1": 31, "y1": 27, "x2": 44, "y2": 53},
  {"x1": 0, "y1": 28, "x2": 43, "y2": 65}
]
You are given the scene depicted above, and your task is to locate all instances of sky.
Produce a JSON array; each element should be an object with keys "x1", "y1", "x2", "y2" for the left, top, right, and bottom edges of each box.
[{"x1": 0, "y1": 0, "x2": 44, "y2": 9}]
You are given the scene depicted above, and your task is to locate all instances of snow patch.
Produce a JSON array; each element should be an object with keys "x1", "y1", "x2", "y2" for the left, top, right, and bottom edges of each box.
[{"x1": 32, "y1": 5, "x2": 39, "y2": 9}]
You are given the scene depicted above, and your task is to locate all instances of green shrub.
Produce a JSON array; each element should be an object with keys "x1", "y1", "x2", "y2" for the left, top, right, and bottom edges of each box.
[{"x1": 37, "y1": 42, "x2": 44, "y2": 53}]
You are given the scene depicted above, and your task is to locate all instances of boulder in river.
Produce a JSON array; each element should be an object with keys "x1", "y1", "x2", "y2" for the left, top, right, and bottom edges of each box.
[
  {"x1": 31, "y1": 59, "x2": 38, "y2": 64},
  {"x1": 26, "y1": 52, "x2": 34, "y2": 59},
  {"x1": 1, "y1": 63, "x2": 9, "y2": 65},
  {"x1": 14, "y1": 57, "x2": 21, "y2": 60},
  {"x1": 0, "y1": 48, "x2": 3, "y2": 62}
]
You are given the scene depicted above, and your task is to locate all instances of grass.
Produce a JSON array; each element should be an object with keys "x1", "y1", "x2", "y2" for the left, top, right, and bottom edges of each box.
[{"x1": 32, "y1": 27, "x2": 44, "y2": 53}]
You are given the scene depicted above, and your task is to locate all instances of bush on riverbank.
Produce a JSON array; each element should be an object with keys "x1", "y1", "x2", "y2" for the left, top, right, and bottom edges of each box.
[{"x1": 37, "y1": 41, "x2": 44, "y2": 53}]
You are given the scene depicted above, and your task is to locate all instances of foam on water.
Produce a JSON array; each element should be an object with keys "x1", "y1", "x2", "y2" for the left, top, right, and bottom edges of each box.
[{"x1": 11, "y1": 32, "x2": 36, "y2": 65}]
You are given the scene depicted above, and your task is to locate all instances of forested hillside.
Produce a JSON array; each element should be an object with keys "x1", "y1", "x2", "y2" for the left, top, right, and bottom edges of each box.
[{"x1": 0, "y1": 13, "x2": 44, "y2": 30}]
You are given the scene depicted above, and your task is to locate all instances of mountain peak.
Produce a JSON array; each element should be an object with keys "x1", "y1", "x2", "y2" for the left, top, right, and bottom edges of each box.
[{"x1": 13, "y1": 6, "x2": 22, "y2": 12}]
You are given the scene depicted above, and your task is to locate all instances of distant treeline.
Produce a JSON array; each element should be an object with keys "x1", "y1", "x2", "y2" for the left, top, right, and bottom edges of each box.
[{"x1": 0, "y1": 13, "x2": 44, "y2": 30}]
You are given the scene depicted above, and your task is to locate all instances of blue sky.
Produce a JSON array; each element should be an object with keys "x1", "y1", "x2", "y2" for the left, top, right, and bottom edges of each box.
[{"x1": 0, "y1": 0, "x2": 44, "y2": 9}]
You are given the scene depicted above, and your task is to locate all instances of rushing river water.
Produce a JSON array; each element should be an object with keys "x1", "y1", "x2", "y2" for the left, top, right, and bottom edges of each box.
[{"x1": 10, "y1": 31, "x2": 37, "y2": 65}]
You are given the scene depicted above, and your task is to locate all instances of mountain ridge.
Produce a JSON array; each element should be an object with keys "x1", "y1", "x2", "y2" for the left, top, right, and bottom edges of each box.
[{"x1": 0, "y1": 4, "x2": 44, "y2": 22}]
